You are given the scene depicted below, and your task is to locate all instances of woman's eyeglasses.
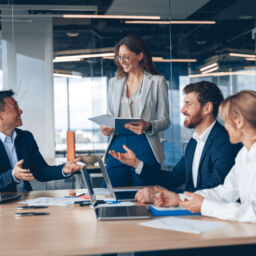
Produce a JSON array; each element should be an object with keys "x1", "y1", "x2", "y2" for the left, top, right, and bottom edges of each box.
[{"x1": 115, "y1": 55, "x2": 135, "y2": 64}]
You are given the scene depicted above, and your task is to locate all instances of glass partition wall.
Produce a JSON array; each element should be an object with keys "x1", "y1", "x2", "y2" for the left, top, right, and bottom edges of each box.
[{"x1": 1, "y1": 0, "x2": 255, "y2": 174}]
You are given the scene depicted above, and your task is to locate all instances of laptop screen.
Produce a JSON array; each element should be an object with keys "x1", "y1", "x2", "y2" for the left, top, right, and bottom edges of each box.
[
  {"x1": 97, "y1": 157, "x2": 117, "y2": 200},
  {"x1": 80, "y1": 167, "x2": 96, "y2": 204}
]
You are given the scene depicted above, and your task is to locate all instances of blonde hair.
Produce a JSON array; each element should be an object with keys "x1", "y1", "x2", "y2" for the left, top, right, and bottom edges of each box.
[{"x1": 219, "y1": 90, "x2": 256, "y2": 128}]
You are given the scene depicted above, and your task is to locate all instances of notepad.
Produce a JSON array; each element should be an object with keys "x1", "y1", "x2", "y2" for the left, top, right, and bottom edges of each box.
[{"x1": 148, "y1": 205, "x2": 201, "y2": 216}]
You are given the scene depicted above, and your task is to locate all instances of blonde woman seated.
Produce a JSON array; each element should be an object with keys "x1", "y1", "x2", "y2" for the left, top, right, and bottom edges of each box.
[{"x1": 154, "y1": 90, "x2": 256, "y2": 222}]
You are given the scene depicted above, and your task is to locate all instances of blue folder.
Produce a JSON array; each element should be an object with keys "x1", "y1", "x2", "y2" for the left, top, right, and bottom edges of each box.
[{"x1": 148, "y1": 205, "x2": 201, "y2": 216}]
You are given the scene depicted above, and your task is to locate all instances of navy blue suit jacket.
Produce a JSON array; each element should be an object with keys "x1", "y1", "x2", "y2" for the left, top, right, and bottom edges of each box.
[
  {"x1": 139, "y1": 121, "x2": 241, "y2": 192},
  {"x1": 0, "y1": 129, "x2": 65, "y2": 192}
]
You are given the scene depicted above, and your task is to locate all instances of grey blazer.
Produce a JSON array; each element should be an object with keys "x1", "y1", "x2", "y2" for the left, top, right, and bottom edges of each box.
[{"x1": 106, "y1": 71, "x2": 170, "y2": 163}]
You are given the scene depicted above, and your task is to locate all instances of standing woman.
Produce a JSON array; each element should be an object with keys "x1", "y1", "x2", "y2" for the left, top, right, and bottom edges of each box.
[
  {"x1": 176, "y1": 90, "x2": 256, "y2": 222},
  {"x1": 101, "y1": 36, "x2": 170, "y2": 187}
]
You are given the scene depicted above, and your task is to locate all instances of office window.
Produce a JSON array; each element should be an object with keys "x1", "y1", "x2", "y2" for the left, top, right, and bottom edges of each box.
[{"x1": 54, "y1": 76, "x2": 108, "y2": 154}]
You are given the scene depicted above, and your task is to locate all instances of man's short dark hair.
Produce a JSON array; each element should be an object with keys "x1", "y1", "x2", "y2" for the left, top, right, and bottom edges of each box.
[
  {"x1": 183, "y1": 81, "x2": 224, "y2": 117},
  {"x1": 0, "y1": 90, "x2": 14, "y2": 111}
]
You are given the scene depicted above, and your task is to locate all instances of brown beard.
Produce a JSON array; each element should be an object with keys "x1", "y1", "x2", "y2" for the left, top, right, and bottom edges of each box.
[{"x1": 183, "y1": 111, "x2": 203, "y2": 129}]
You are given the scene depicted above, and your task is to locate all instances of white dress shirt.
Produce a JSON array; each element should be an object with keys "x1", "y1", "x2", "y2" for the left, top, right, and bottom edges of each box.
[
  {"x1": 195, "y1": 142, "x2": 256, "y2": 223},
  {"x1": 191, "y1": 121, "x2": 216, "y2": 187}
]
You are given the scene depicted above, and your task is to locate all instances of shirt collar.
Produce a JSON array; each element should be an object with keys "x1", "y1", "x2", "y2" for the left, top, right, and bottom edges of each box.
[
  {"x1": 246, "y1": 142, "x2": 256, "y2": 160},
  {"x1": 0, "y1": 130, "x2": 17, "y2": 144},
  {"x1": 192, "y1": 121, "x2": 216, "y2": 143}
]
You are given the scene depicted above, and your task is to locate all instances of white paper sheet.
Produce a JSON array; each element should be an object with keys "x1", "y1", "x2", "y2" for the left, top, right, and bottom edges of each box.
[
  {"x1": 94, "y1": 201, "x2": 135, "y2": 208},
  {"x1": 20, "y1": 197, "x2": 86, "y2": 206},
  {"x1": 88, "y1": 114, "x2": 114, "y2": 128},
  {"x1": 140, "y1": 216, "x2": 227, "y2": 234}
]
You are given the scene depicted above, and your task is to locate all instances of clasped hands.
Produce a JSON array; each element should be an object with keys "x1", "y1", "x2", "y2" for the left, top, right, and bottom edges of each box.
[
  {"x1": 100, "y1": 119, "x2": 150, "y2": 136},
  {"x1": 13, "y1": 157, "x2": 83, "y2": 181},
  {"x1": 136, "y1": 186, "x2": 204, "y2": 213}
]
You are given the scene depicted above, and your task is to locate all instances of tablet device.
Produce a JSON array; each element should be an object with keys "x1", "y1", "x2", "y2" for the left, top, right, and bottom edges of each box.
[{"x1": 114, "y1": 118, "x2": 141, "y2": 135}]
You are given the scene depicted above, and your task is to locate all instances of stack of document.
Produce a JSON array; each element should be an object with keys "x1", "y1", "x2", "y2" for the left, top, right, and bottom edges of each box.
[{"x1": 20, "y1": 197, "x2": 86, "y2": 207}]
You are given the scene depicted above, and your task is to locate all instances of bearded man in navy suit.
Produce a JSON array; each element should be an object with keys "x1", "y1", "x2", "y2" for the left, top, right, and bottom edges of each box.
[
  {"x1": 0, "y1": 90, "x2": 82, "y2": 192},
  {"x1": 109, "y1": 81, "x2": 241, "y2": 205}
]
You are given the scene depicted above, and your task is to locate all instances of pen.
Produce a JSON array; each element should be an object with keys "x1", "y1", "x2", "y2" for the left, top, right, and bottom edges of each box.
[
  {"x1": 17, "y1": 205, "x2": 48, "y2": 210},
  {"x1": 15, "y1": 212, "x2": 50, "y2": 216},
  {"x1": 74, "y1": 200, "x2": 91, "y2": 204},
  {"x1": 78, "y1": 201, "x2": 91, "y2": 207},
  {"x1": 76, "y1": 193, "x2": 85, "y2": 197}
]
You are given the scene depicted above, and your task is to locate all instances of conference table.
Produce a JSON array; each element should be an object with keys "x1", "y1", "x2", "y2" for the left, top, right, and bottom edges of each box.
[{"x1": 0, "y1": 189, "x2": 256, "y2": 256}]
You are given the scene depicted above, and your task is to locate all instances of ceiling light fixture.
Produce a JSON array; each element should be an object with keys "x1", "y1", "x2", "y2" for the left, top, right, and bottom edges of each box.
[
  {"x1": 54, "y1": 73, "x2": 82, "y2": 79},
  {"x1": 53, "y1": 58, "x2": 83, "y2": 62},
  {"x1": 102, "y1": 56, "x2": 114, "y2": 59},
  {"x1": 246, "y1": 57, "x2": 256, "y2": 61},
  {"x1": 243, "y1": 66, "x2": 256, "y2": 69},
  {"x1": 201, "y1": 66, "x2": 219, "y2": 74},
  {"x1": 229, "y1": 53, "x2": 256, "y2": 58},
  {"x1": 189, "y1": 70, "x2": 256, "y2": 78},
  {"x1": 125, "y1": 20, "x2": 216, "y2": 25},
  {"x1": 63, "y1": 14, "x2": 160, "y2": 20},
  {"x1": 55, "y1": 52, "x2": 114, "y2": 60},
  {"x1": 200, "y1": 62, "x2": 218, "y2": 72},
  {"x1": 66, "y1": 32, "x2": 79, "y2": 37},
  {"x1": 154, "y1": 58, "x2": 197, "y2": 63}
]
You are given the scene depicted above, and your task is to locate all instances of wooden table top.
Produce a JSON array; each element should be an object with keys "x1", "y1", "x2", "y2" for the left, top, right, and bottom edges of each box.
[{"x1": 1, "y1": 189, "x2": 256, "y2": 256}]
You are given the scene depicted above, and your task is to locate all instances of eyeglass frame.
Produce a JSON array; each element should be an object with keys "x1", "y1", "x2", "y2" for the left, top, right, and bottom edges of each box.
[{"x1": 114, "y1": 54, "x2": 139, "y2": 64}]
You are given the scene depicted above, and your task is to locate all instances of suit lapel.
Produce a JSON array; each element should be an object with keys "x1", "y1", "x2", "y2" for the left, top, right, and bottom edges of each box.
[
  {"x1": 113, "y1": 77, "x2": 126, "y2": 116},
  {"x1": 139, "y1": 72, "x2": 153, "y2": 117},
  {"x1": 14, "y1": 129, "x2": 28, "y2": 169},
  {"x1": 15, "y1": 130, "x2": 32, "y2": 191},
  {"x1": 0, "y1": 140, "x2": 12, "y2": 173},
  {"x1": 186, "y1": 138, "x2": 197, "y2": 188}
]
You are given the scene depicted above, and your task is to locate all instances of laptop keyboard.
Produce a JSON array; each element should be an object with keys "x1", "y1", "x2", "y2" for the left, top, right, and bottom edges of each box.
[
  {"x1": 98, "y1": 206, "x2": 130, "y2": 217},
  {"x1": 96, "y1": 205, "x2": 151, "y2": 219}
]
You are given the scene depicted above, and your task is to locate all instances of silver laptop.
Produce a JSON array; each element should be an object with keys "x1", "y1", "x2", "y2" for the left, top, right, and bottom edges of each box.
[
  {"x1": 80, "y1": 166, "x2": 152, "y2": 221},
  {"x1": 0, "y1": 192, "x2": 21, "y2": 203},
  {"x1": 97, "y1": 156, "x2": 138, "y2": 201}
]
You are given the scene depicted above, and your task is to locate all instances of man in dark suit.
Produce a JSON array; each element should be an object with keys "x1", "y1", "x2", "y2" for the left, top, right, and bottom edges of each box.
[
  {"x1": 109, "y1": 81, "x2": 241, "y2": 205},
  {"x1": 0, "y1": 90, "x2": 82, "y2": 192}
]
